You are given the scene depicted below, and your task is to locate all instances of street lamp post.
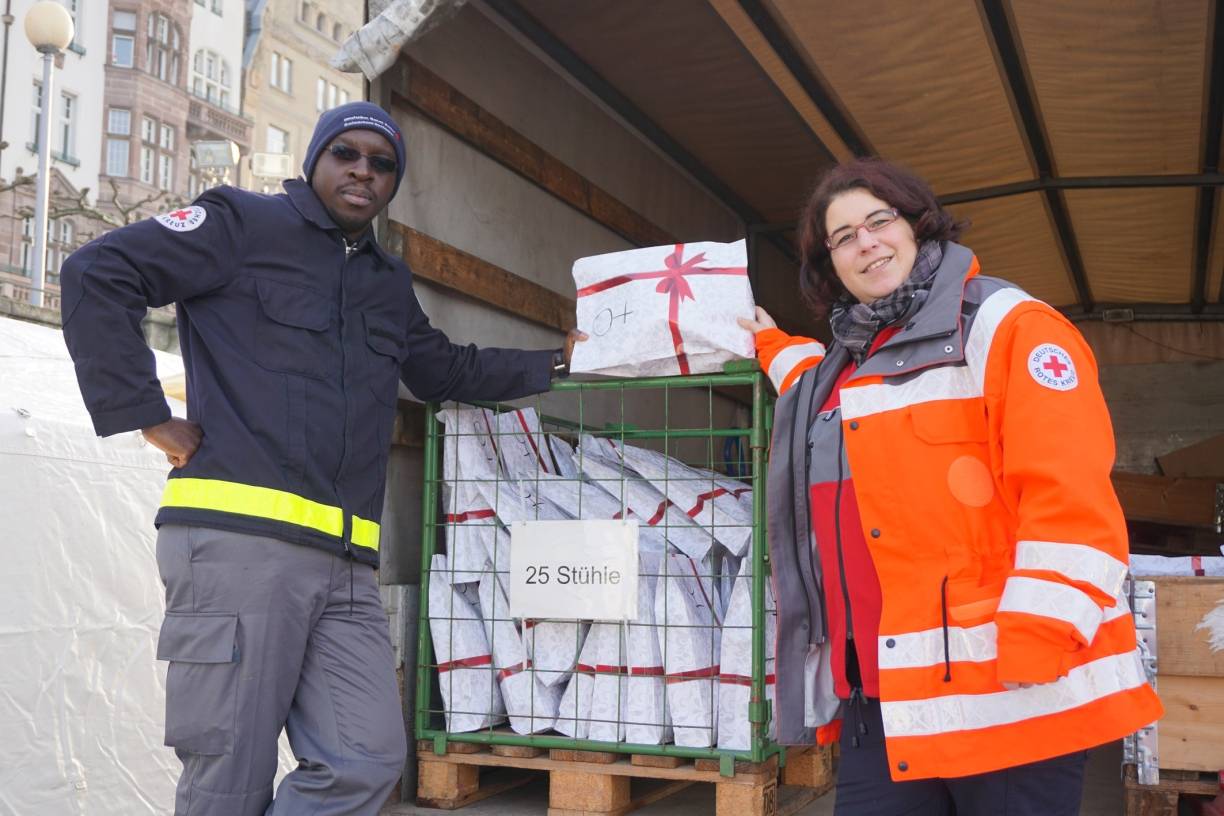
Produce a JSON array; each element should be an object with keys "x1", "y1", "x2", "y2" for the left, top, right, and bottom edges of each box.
[{"x1": 23, "y1": 1, "x2": 73, "y2": 309}]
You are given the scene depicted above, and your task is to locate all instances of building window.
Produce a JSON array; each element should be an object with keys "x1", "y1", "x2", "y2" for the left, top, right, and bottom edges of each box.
[
  {"x1": 160, "y1": 124, "x2": 175, "y2": 151},
  {"x1": 111, "y1": 11, "x2": 135, "y2": 67},
  {"x1": 315, "y1": 79, "x2": 348, "y2": 112},
  {"x1": 333, "y1": 22, "x2": 342, "y2": 40},
  {"x1": 58, "y1": 92, "x2": 75, "y2": 158},
  {"x1": 270, "y1": 52, "x2": 292, "y2": 94},
  {"x1": 266, "y1": 125, "x2": 289, "y2": 155},
  {"x1": 145, "y1": 13, "x2": 180, "y2": 84},
  {"x1": 106, "y1": 138, "x2": 129, "y2": 176},
  {"x1": 316, "y1": 12, "x2": 326, "y2": 32},
  {"x1": 192, "y1": 49, "x2": 232, "y2": 109},
  {"x1": 107, "y1": 108, "x2": 131, "y2": 135},
  {"x1": 159, "y1": 153, "x2": 173, "y2": 191},
  {"x1": 140, "y1": 146, "x2": 154, "y2": 184},
  {"x1": 141, "y1": 116, "x2": 156, "y2": 144},
  {"x1": 300, "y1": 2, "x2": 310, "y2": 21},
  {"x1": 63, "y1": 0, "x2": 82, "y2": 52}
]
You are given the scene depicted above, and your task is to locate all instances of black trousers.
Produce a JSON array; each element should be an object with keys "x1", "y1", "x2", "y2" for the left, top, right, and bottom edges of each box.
[{"x1": 833, "y1": 695, "x2": 1087, "y2": 816}]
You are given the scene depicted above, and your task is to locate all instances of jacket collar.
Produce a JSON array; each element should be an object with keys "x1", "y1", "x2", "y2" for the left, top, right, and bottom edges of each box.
[
  {"x1": 284, "y1": 178, "x2": 394, "y2": 265},
  {"x1": 882, "y1": 241, "x2": 976, "y2": 345}
]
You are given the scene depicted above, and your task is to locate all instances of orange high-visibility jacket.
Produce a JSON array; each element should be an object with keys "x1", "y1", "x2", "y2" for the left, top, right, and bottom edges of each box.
[{"x1": 762, "y1": 243, "x2": 1162, "y2": 780}]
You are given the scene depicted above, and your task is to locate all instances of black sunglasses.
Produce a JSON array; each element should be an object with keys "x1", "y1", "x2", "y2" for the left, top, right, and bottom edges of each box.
[{"x1": 326, "y1": 143, "x2": 397, "y2": 175}]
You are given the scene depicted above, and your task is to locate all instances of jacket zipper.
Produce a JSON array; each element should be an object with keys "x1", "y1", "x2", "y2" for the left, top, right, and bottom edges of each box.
[
  {"x1": 832, "y1": 415, "x2": 856, "y2": 651},
  {"x1": 334, "y1": 236, "x2": 353, "y2": 560}
]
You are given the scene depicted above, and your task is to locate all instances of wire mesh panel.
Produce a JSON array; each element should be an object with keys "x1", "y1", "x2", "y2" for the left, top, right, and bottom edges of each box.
[{"x1": 414, "y1": 368, "x2": 778, "y2": 763}]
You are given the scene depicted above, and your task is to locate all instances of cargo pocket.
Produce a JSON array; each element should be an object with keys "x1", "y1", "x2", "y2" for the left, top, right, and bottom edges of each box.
[
  {"x1": 364, "y1": 313, "x2": 404, "y2": 407},
  {"x1": 156, "y1": 612, "x2": 239, "y2": 756},
  {"x1": 254, "y1": 278, "x2": 332, "y2": 379}
]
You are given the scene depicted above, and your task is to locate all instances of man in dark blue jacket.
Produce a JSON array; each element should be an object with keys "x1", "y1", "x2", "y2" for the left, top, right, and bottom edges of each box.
[{"x1": 60, "y1": 102, "x2": 582, "y2": 816}]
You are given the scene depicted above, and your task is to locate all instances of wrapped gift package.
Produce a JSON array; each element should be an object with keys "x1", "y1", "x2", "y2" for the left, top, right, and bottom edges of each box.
[
  {"x1": 569, "y1": 240, "x2": 756, "y2": 377},
  {"x1": 428, "y1": 555, "x2": 506, "y2": 732},
  {"x1": 430, "y1": 418, "x2": 769, "y2": 749}
]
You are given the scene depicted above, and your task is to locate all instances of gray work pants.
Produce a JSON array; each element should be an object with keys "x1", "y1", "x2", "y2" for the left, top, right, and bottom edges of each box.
[{"x1": 154, "y1": 525, "x2": 408, "y2": 816}]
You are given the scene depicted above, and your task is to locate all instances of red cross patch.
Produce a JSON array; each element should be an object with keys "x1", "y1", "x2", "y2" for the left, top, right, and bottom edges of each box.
[
  {"x1": 1027, "y1": 343, "x2": 1078, "y2": 391},
  {"x1": 154, "y1": 205, "x2": 207, "y2": 233}
]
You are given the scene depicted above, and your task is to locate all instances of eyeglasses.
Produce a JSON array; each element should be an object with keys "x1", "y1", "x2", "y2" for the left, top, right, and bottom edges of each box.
[
  {"x1": 825, "y1": 208, "x2": 900, "y2": 251},
  {"x1": 326, "y1": 143, "x2": 397, "y2": 175}
]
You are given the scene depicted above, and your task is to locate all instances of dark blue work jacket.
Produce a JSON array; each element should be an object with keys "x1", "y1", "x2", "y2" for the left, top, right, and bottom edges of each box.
[{"x1": 60, "y1": 180, "x2": 552, "y2": 566}]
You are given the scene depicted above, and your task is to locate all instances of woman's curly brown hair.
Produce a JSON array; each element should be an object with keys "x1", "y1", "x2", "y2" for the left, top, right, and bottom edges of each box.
[{"x1": 797, "y1": 158, "x2": 967, "y2": 315}]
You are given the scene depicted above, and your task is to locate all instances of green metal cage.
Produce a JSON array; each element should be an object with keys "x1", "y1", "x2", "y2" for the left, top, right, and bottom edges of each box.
[{"x1": 414, "y1": 365, "x2": 778, "y2": 774}]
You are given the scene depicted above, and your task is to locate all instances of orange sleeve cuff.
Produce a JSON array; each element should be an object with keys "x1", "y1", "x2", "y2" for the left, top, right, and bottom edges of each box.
[
  {"x1": 815, "y1": 719, "x2": 842, "y2": 746},
  {"x1": 995, "y1": 619, "x2": 1074, "y2": 684}
]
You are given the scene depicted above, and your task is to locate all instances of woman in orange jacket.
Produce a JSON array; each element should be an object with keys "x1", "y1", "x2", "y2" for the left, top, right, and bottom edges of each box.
[{"x1": 744, "y1": 158, "x2": 1162, "y2": 815}]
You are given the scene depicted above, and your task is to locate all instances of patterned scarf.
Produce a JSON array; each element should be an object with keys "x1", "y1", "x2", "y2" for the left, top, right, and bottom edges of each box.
[{"x1": 829, "y1": 240, "x2": 943, "y2": 365}]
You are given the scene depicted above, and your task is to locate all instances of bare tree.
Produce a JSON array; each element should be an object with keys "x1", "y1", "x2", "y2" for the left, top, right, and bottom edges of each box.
[{"x1": 2, "y1": 175, "x2": 187, "y2": 241}]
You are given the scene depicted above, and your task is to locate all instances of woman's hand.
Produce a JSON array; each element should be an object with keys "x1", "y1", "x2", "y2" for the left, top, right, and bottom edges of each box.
[{"x1": 737, "y1": 306, "x2": 777, "y2": 334}]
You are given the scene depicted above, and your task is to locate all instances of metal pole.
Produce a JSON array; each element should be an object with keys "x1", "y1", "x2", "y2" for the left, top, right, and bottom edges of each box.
[{"x1": 30, "y1": 47, "x2": 54, "y2": 308}]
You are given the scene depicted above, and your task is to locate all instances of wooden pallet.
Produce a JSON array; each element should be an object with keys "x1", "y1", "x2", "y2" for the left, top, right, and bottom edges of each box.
[
  {"x1": 416, "y1": 739, "x2": 834, "y2": 816},
  {"x1": 1123, "y1": 764, "x2": 1221, "y2": 815}
]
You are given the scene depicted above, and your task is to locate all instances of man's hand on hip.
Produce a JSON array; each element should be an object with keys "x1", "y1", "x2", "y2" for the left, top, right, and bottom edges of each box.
[{"x1": 142, "y1": 418, "x2": 203, "y2": 468}]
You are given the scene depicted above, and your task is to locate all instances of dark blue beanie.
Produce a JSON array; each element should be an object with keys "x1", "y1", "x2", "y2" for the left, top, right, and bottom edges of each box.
[{"x1": 302, "y1": 101, "x2": 407, "y2": 195}]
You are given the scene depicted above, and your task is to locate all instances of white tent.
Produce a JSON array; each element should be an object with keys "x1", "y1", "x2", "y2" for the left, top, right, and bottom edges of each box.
[{"x1": 0, "y1": 316, "x2": 291, "y2": 815}]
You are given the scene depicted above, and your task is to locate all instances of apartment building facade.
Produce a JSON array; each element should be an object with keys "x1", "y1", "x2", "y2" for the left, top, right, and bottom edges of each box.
[
  {"x1": 242, "y1": 0, "x2": 363, "y2": 192},
  {"x1": 0, "y1": 0, "x2": 253, "y2": 312}
]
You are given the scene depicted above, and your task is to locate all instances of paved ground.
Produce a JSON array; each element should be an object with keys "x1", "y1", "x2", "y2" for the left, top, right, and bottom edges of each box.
[{"x1": 385, "y1": 740, "x2": 1125, "y2": 815}]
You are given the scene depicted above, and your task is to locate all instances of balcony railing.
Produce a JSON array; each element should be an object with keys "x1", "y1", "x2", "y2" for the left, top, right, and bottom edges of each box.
[
  {"x1": 0, "y1": 270, "x2": 61, "y2": 311},
  {"x1": 187, "y1": 97, "x2": 252, "y2": 147}
]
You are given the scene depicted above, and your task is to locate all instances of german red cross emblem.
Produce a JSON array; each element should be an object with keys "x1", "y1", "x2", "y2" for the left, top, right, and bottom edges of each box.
[
  {"x1": 1027, "y1": 343, "x2": 1078, "y2": 391},
  {"x1": 154, "y1": 205, "x2": 207, "y2": 233}
]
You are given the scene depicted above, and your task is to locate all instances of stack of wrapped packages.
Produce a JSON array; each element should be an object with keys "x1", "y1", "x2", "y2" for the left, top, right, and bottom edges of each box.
[{"x1": 428, "y1": 406, "x2": 776, "y2": 749}]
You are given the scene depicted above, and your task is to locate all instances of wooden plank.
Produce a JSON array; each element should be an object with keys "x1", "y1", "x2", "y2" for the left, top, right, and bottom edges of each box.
[
  {"x1": 716, "y1": 775, "x2": 777, "y2": 816},
  {"x1": 780, "y1": 746, "x2": 833, "y2": 791},
  {"x1": 416, "y1": 738, "x2": 485, "y2": 755},
  {"x1": 389, "y1": 221, "x2": 576, "y2": 333},
  {"x1": 492, "y1": 743, "x2": 546, "y2": 758},
  {"x1": 1157, "y1": 433, "x2": 1224, "y2": 480},
  {"x1": 1152, "y1": 577, "x2": 1224, "y2": 677},
  {"x1": 1111, "y1": 471, "x2": 1219, "y2": 528},
  {"x1": 391, "y1": 57, "x2": 674, "y2": 249},
  {"x1": 417, "y1": 760, "x2": 480, "y2": 805},
  {"x1": 413, "y1": 747, "x2": 773, "y2": 785},
  {"x1": 549, "y1": 769, "x2": 630, "y2": 815},
  {"x1": 1155, "y1": 674, "x2": 1224, "y2": 772},
  {"x1": 630, "y1": 754, "x2": 686, "y2": 769},
  {"x1": 1124, "y1": 784, "x2": 1179, "y2": 816},
  {"x1": 550, "y1": 748, "x2": 619, "y2": 764}
]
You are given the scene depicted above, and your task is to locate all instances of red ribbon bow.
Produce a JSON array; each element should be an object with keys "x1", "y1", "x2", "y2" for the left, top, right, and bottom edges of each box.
[{"x1": 576, "y1": 244, "x2": 746, "y2": 375}]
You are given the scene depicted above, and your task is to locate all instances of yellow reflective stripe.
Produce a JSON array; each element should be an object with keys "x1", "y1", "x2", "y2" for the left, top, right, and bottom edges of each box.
[
  {"x1": 351, "y1": 515, "x2": 380, "y2": 551},
  {"x1": 161, "y1": 478, "x2": 346, "y2": 538}
]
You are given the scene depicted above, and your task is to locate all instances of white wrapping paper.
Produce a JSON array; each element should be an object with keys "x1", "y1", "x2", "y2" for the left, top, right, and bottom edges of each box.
[
  {"x1": 437, "y1": 407, "x2": 502, "y2": 579},
  {"x1": 548, "y1": 434, "x2": 579, "y2": 479},
  {"x1": 656, "y1": 553, "x2": 721, "y2": 747},
  {"x1": 428, "y1": 555, "x2": 506, "y2": 732},
  {"x1": 555, "y1": 622, "x2": 623, "y2": 739},
  {"x1": 491, "y1": 407, "x2": 556, "y2": 483},
  {"x1": 626, "y1": 551, "x2": 672, "y2": 744},
  {"x1": 570, "y1": 240, "x2": 756, "y2": 377},
  {"x1": 478, "y1": 572, "x2": 560, "y2": 733},
  {"x1": 474, "y1": 479, "x2": 589, "y2": 687},
  {"x1": 577, "y1": 452, "x2": 714, "y2": 561},
  {"x1": 716, "y1": 569, "x2": 777, "y2": 750},
  {"x1": 596, "y1": 438, "x2": 753, "y2": 557}
]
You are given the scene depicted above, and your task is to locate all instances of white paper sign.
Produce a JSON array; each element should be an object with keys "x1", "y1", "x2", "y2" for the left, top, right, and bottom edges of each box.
[{"x1": 510, "y1": 520, "x2": 639, "y2": 621}]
